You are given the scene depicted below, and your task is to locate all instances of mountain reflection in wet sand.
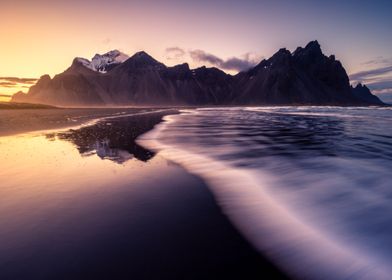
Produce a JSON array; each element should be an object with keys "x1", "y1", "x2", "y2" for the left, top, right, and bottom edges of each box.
[{"x1": 56, "y1": 109, "x2": 178, "y2": 163}]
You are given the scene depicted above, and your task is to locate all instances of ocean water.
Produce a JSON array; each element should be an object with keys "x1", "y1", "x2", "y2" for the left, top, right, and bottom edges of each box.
[{"x1": 139, "y1": 106, "x2": 392, "y2": 280}]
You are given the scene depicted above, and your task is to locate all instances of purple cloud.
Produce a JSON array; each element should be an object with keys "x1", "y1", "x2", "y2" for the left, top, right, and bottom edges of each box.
[
  {"x1": 349, "y1": 65, "x2": 392, "y2": 81},
  {"x1": 361, "y1": 56, "x2": 392, "y2": 66},
  {"x1": 165, "y1": 47, "x2": 186, "y2": 60},
  {"x1": 189, "y1": 49, "x2": 260, "y2": 72}
]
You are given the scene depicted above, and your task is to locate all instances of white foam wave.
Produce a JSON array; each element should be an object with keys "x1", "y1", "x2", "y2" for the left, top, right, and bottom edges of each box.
[{"x1": 138, "y1": 111, "x2": 391, "y2": 280}]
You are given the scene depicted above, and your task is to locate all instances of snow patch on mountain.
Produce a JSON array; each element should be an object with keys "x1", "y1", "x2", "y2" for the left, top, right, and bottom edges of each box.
[
  {"x1": 76, "y1": 57, "x2": 95, "y2": 71},
  {"x1": 77, "y1": 50, "x2": 129, "y2": 73}
]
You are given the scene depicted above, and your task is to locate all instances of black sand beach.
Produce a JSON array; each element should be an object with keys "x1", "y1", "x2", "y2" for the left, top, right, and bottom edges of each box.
[
  {"x1": 0, "y1": 109, "x2": 287, "y2": 280},
  {"x1": 0, "y1": 107, "x2": 163, "y2": 137}
]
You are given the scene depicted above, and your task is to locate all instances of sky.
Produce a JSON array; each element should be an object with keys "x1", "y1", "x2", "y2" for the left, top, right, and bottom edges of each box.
[{"x1": 1, "y1": 0, "x2": 391, "y2": 102}]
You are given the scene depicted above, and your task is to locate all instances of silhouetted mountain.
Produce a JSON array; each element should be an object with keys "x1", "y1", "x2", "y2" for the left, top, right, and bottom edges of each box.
[
  {"x1": 12, "y1": 42, "x2": 384, "y2": 106},
  {"x1": 232, "y1": 41, "x2": 373, "y2": 105},
  {"x1": 351, "y1": 83, "x2": 384, "y2": 105}
]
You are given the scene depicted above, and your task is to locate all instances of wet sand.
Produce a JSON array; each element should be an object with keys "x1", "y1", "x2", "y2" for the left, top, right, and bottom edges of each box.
[
  {"x1": 0, "y1": 109, "x2": 287, "y2": 279},
  {"x1": 0, "y1": 108, "x2": 162, "y2": 137}
]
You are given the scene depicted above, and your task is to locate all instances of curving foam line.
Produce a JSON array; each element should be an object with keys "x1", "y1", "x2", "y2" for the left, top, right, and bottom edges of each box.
[{"x1": 137, "y1": 111, "x2": 391, "y2": 280}]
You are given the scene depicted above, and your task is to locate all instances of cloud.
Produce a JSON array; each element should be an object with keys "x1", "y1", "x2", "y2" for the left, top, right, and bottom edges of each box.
[
  {"x1": 0, "y1": 77, "x2": 38, "y2": 84},
  {"x1": 349, "y1": 65, "x2": 392, "y2": 81},
  {"x1": 189, "y1": 50, "x2": 260, "y2": 72},
  {"x1": 361, "y1": 56, "x2": 392, "y2": 66},
  {"x1": 189, "y1": 50, "x2": 221, "y2": 65},
  {"x1": 165, "y1": 47, "x2": 186, "y2": 60},
  {"x1": 372, "y1": 88, "x2": 392, "y2": 95},
  {"x1": 165, "y1": 47, "x2": 261, "y2": 72},
  {"x1": 0, "y1": 81, "x2": 18, "y2": 87},
  {"x1": 367, "y1": 80, "x2": 392, "y2": 90},
  {"x1": 0, "y1": 94, "x2": 12, "y2": 98},
  {"x1": 0, "y1": 77, "x2": 38, "y2": 91}
]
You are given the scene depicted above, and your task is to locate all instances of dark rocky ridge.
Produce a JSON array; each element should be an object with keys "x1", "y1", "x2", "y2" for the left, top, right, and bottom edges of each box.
[
  {"x1": 351, "y1": 83, "x2": 384, "y2": 105},
  {"x1": 12, "y1": 41, "x2": 384, "y2": 106}
]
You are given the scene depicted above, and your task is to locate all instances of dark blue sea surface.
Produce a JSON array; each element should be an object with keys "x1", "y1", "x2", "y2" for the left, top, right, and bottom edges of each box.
[{"x1": 140, "y1": 106, "x2": 392, "y2": 279}]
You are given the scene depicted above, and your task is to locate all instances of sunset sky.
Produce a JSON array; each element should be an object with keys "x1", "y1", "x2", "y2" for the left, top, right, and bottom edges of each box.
[{"x1": 1, "y1": 0, "x2": 391, "y2": 102}]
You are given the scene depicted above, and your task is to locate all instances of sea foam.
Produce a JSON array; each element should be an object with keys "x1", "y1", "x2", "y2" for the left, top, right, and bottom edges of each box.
[{"x1": 138, "y1": 108, "x2": 392, "y2": 279}]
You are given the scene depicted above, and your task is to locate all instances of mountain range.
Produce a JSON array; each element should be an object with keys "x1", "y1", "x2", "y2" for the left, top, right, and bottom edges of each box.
[{"x1": 12, "y1": 41, "x2": 384, "y2": 106}]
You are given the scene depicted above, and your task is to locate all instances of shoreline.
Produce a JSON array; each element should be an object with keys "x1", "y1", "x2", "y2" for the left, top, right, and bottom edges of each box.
[
  {"x1": 2, "y1": 105, "x2": 390, "y2": 138},
  {"x1": 0, "y1": 107, "x2": 178, "y2": 137}
]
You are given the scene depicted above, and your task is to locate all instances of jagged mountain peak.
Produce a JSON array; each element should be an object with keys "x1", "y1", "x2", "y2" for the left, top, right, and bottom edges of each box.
[
  {"x1": 305, "y1": 40, "x2": 321, "y2": 50},
  {"x1": 293, "y1": 40, "x2": 323, "y2": 58},
  {"x1": 33, "y1": 74, "x2": 52, "y2": 87},
  {"x1": 169, "y1": 63, "x2": 190, "y2": 71},
  {"x1": 91, "y1": 50, "x2": 129, "y2": 72},
  {"x1": 39, "y1": 74, "x2": 51, "y2": 81},
  {"x1": 351, "y1": 83, "x2": 384, "y2": 105},
  {"x1": 133, "y1": 51, "x2": 150, "y2": 57},
  {"x1": 74, "y1": 57, "x2": 92, "y2": 68},
  {"x1": 269, "y1": 48, "x2": 292, "y2": 62},
  {"x1": 249, "y1": 48, "x2": 291, "y2": 74},
  {"x1": 277, "y1": 47, "x2": 291, "y2": 54},
  {"x1": 73, "y1": 50, "x2": 129, "y2": 73},
  {"x1": 92, "y1": 49, "x2": 125, "y2": 60},
  {"x1": 119, "y1": 51, "x2": 166, "y2": 70},
  {"x1": 128, "y1": 51, "x2": 161, "y2": 64},
  {"x1": 353, "y1": 82, "x2": 367, "y2": 89}
]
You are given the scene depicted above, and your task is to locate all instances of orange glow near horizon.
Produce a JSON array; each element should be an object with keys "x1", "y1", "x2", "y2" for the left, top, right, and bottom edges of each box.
[{"x1": 0, "y1": 84, "x2": 29, "y2": 102}]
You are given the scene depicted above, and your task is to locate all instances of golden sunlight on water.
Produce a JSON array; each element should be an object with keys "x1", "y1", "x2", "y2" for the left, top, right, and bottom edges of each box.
[{"x1": 0, "y1": 131, "x2": 168, "y2": 239}]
